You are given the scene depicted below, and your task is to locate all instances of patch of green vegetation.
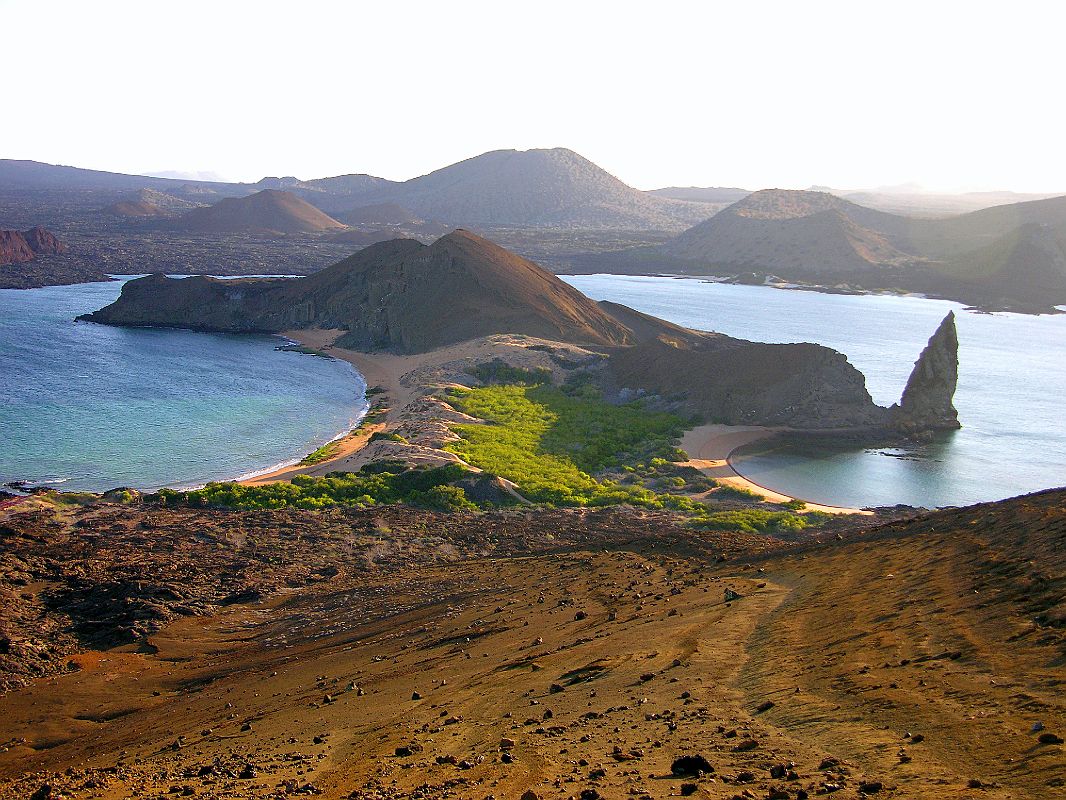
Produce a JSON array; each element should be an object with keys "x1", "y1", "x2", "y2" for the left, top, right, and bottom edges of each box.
[
  {"x1": 444, "y1": 383, "x2": 688, "y2": 507},
  {"x1": 691, "y1": 509, "x2": 817, "y2": 534},
  {"x1": 713, "y1": 484, "x2": 763, "y2": 501},
  {"x1": 154, "y1": 463, "x2": 477, "y2": 511},
  {"x1": 299, "y1": 436, "x2": 348, "y2": 466},
  {"x1": 468, "y1": 359, "x2": 553, "y2": 386},
  {"x1": 369, "y1": 431, "x2": 408, "y2": 444},
  {"x1": 48, "y1": 491, "x2": 99, "y2": 507}
]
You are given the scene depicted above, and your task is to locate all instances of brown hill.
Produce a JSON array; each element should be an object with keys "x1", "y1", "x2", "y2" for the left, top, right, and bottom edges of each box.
[
  {"x1": 357, "y1": 148, "x2": 712, "y2": 230},
  {"x1": 662, "y1": 189, "x2": 918, "y2": 279},
  {"x1": 83, "y1": 230, "x2": 635, "y2": 353},
  {"x1": 101, "y1": 188, "x2": 202, "y2": 218},
  {"x1": 175, "y1": 189, "x2": 347, "y2": 234}
]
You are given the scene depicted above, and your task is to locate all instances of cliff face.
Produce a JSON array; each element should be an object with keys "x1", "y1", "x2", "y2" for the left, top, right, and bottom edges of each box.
[
  {"x1": 892, "y1": 312, "x2": 961, "y2": 433},
  {"x1": 0, "y1": 226, "x2": 67, "y2": 265},
  {"x1": 607, "y1": 336, "x2": 887, "y2": 429}
]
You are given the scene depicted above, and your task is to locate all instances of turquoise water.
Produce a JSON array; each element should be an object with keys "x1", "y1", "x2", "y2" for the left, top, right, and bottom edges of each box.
[
  {"x1": 564, "y1": 275, "x2": 1066, "y2": 508},
  {"x1": 0, "y1": 278, "x2": 367, "y2": 492}
]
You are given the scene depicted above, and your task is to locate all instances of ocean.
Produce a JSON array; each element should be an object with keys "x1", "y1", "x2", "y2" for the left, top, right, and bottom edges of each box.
[
  {"x1": 563, "y1": 274, "x2": 1066, "y2": 508},
  {"x1": 0, "y1": 278, "x2": 367, "y2": 493}
]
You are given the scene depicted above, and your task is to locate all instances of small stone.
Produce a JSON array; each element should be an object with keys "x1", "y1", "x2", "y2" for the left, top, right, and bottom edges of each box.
[
  {"x1": 549, "y1": 683, "x2": 565, "y2": 694},
  {"x1": 680, "y1": 784, "x2": 698, "y2": 797},
  {"x1": 858, "y1": 781, "x2": 882, "y2": 793},
  {"x1": 411, "y1": 691, "x2": 422, "y2": 700},
  {"x1": 1039, "y1": 732, "x2": 1064, "y2": 745}
]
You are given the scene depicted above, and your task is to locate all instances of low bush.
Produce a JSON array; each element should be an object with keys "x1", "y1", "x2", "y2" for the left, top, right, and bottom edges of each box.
[{"x1": 155, "y1": 463, "x2": 474, "y2": 511}]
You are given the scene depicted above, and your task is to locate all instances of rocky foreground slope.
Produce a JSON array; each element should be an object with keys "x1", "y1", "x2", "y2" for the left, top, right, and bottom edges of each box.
[
  {"x1": 0, "y1": 488, "x2": 1062, "y2": 799},
  {"x1": 82, "y1": 230, "x2": 960, "y2": 433}
]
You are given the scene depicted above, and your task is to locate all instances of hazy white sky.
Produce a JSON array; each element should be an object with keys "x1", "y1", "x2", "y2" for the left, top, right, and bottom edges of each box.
[{"x1": 3, "y1": 0, "x2": 1063, "y2": 192}]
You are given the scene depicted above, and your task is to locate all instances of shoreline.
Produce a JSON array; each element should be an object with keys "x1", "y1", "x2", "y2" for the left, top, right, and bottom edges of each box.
[
  {"x1": 239, "y1": 330, "x2": 413, "y2": 484},
  {"x1": 678, "y1": 423, "x2": 873, "y2": 515}
]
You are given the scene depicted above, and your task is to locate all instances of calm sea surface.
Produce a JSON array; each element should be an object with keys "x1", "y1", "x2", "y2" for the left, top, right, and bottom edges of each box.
[
  {"x1": 0, "y1": 278, "x2": 367, "y2": 492},
  {"x1": 564, "y1": 275, "x2": 1066, "y2": 508}
]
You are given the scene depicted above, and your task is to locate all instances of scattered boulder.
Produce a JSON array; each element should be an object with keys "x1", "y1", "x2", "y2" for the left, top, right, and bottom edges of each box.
[{"x1": 671, "y1": 754, "x2": 714, "y2": 776}]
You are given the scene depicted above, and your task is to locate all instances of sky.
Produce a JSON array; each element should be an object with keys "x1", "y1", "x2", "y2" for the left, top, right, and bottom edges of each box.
[{"x1": 3, "y1": 0, "x2": 1063, "y2": 193}]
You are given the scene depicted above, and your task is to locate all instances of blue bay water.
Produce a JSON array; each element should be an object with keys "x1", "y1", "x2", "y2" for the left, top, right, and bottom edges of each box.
[
  {"x1": 0, "y1": 278, "x2": 367, "y2": 492},
  {"x1": 563, "y1": 275, "x2": 1066, "y2": 508}
]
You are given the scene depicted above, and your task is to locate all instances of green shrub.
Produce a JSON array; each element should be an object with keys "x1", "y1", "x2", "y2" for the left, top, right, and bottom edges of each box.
[
  {"x1": 444, "y1": 384, "x2": 686, "y2": 507},
  {"x1": 691, "y1": 509, "x2": 810, "y2": 534},
  {"x1": 713, "y1": 484, "x2": 763, "y2": 501},
  {"x1": 154, "y1": 463, "x2": 473, "y2": 511},
  {"x1": 468, "y1": 359, "x2": 553, "y2": 386},
  {"x1": 369, "y1": 431, "x2": 408, "y2": 444}
]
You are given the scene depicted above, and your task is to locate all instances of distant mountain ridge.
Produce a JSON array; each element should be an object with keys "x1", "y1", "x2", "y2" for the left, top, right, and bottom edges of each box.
[{"x1": 0, "y1": 151, "x2": 714, "y2": 232}]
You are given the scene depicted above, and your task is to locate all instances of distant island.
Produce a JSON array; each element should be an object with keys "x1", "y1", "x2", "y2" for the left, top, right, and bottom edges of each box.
[{"x1": 570, "y1": 189, "x2": 1066, "y2": 313}]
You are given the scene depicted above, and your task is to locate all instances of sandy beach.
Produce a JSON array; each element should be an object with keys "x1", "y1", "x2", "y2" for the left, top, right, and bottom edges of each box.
[{"x1": 679, "y1": 423, "x2": 873, "y2": 515}]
